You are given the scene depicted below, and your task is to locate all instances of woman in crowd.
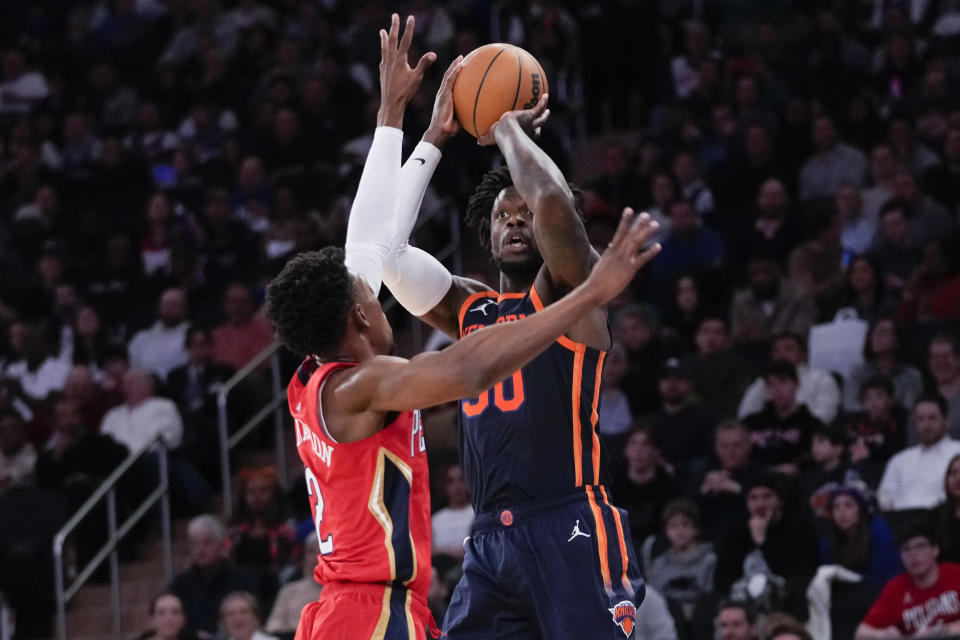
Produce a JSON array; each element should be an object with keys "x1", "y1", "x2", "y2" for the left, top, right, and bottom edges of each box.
[
  {"x1": 230, "y1": 467, "x2": 296, "y2": 610},
  {"x1": 661, "y1": 273, "x2": 704, "y2": 349},
  {"x1": 135, "y1": 592, "x2": 197, "y2": 640},
  {"x1": 819, "y1": 255, "x2": 895, "y2": 323},
  {"x1": 818, "y1": 485, "x2": 901, "y2": 585},
  {"x1": 937, "y1": 453, "x2": 960, "y2": 563},
  {"x1": 843, "y1": 316, "x2": 923, "y2": 412}
]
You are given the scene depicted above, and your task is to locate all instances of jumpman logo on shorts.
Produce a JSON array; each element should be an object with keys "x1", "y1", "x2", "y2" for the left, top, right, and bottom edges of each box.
[{"x1": 567, "y1": 519, "x2": 591, "y2": 542}]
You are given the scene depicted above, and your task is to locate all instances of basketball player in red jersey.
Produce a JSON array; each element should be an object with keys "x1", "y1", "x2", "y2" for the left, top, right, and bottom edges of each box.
[{"x1": 265, "y1": 14, "x2": 662, "y2": 640}]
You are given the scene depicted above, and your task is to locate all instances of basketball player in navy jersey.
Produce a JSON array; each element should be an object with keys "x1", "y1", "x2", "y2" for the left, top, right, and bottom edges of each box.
[
  {"x1": 270, "y1": 15, "x2": 661, "y2": 640},
  {"x1": 371, "y1": 78, "x2": 650, "y2": 637}
]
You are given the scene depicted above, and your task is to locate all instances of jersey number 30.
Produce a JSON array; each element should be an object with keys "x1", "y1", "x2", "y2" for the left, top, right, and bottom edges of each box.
[
  {"x1": 304, "y1": 468, "x2": 334, "y2": 555},
  {"x1": 462, "y1": 369, "x2": 524, "y2": 416}
]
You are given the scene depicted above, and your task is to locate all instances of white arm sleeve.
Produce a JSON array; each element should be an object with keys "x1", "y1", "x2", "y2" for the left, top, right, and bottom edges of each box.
[
  {"x1": 382, "y1": 140, "x2": 453, "y2": 316},
  {"x1": 343, "y1": 126, "x2": 403, "y2": 296}
]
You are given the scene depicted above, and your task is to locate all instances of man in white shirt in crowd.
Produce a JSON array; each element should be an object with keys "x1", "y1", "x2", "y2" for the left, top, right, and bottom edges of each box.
[
  {"x1": 3, "y1": 321, "x2": 71, "y2": 402},
  {"x1": 431, "y1": 463, "x2": 474, "y2": 560},
  {"x1": 0, "y1": 409, "x2": 35, "y2": 494},
  {"x1": 878, "y1": 394, "x2": 960, "y2": 512},
  {"x1": 128, "y1": 287, "x2": 190, "y2": 382},
  {"x1": 738, "y1": 332, "x2": 841, "y2": 425},
  {"x1": 100, "y1": 368, "x2": 183, "y2": 453},
  {"x1": 265, "y1": 534, "x2": 322, "y2": 636},
  {"x1": 0, "y1": 50, "x2": 49, "y2": 115}
]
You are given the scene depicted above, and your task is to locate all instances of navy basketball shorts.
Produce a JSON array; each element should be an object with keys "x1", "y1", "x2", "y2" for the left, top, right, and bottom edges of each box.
[{"x1": 443, "y1": 486, "x2": 646, "y2": 639}]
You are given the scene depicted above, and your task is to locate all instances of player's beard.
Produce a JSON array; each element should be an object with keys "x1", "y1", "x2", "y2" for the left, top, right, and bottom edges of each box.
[{"x1": 493, "y1": 252, "x2": 543, "y2": 282}]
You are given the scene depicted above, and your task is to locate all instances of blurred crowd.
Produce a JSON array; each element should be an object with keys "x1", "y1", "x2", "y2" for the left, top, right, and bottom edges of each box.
[{"x1": 1, "y1": 0, "x2": 960, "y2": 638}]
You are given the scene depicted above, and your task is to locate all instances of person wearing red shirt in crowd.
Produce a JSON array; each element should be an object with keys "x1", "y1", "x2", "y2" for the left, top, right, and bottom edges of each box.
[
  {"x1": 856, "y1": 520, "x2": 960, "y2": 637},
  {"x1": 211, "y1": 283, "x2": 274, "y2": 371}
]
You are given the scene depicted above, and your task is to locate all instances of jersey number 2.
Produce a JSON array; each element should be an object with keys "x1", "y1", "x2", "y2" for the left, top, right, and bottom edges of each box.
[
  {"x1": 304, "y1": 468, "x2": 334, "y2": 555},
  {"x1": 462, "y1": 369, "x2": 525, "y2": 416}
]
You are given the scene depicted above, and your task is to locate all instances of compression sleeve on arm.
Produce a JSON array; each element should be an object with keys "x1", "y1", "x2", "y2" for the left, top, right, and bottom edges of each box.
[
  {"x1": 343, "y1": 126, "x2": 403, "y2": 296},
  {"x1": 382, "y1": 140, "x2": 453, "y2": 316}
]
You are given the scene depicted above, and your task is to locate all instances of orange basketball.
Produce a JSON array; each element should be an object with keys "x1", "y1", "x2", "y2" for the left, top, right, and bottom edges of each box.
[{"x1": 452, "y1": 43, "x2": 548, "y2": 138}]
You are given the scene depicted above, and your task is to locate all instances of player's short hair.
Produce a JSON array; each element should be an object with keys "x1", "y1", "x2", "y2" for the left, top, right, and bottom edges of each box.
[
  {"x1": 265, "y1": 247, "x2": 353, "y2": 359},
  {"x1": 187, "y1": 514, "x2": 227, "y2": 543},
  {"x1": 464, "y1": 167, "x2": 584, "y2": 251}
]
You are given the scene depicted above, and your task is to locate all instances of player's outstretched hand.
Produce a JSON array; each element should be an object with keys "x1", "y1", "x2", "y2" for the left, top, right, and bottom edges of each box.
[
  {"x1": 477, "y1": 93, "x2": 550, "y2": 146},
  {"x1": 377, "y1": 14, "x2": 436, "y2": 128},
  {"x1": 425, "y1": 56, "x2": 464, "y2": 145},
  {"x1": 584, "y1": 208, "x2": 661, "y2": 304}
]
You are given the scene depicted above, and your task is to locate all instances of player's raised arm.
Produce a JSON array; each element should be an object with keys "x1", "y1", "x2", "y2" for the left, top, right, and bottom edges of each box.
[
  {"x1": 382, "y1": 56, "x2": 491, "y2": 338},
  {"x1": 342, "y1": 210, "x2": 660, "y2": 414},
  {"x1": 479, "y1": 94, "x2": 598, "y2": 291},
  {"x1": 342, "y1": 13, "x2": 434, "y2": 295}
]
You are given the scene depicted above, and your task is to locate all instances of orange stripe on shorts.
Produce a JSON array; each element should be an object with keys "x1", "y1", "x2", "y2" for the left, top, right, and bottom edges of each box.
[{"x1": 586, "y1": 486, "x2": 613, "y2": 594}]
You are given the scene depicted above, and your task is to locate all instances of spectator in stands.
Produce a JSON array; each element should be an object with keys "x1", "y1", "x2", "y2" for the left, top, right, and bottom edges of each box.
[
  {"x1": 836, "y1": 184, "x2": 878, "y2": 258},
  {"x1": 936, "y1": 455, "x2": 960, "y2": 564},
  {"x1": 230, "y1": 466, "x2": 295, "y2": 609},
  {"x1": 218, "y1": 591, "x2": 278, "y2": 640},
  {"x1": 714, "y1": 600, "x2": 758, "y2": 640},
  {"x1": 264, "y1": 535, "x2": 321, "y2": 639},
  {"x1": 634, "y1": 585, "x2": 680, "y2": 640},
  {"x1": 3, "y1": 320, "x2": 71, "y2": 402},
  {"x1": 730, "y1": 254, "x2": 817, "y2": 348},
  {"x1": 198, "y1": 188, "x2": 260, "y2": 297},
  {"x1": 661, "y1": 274, "x2": 704, "y2": 349},
  {"x1": 64, "y1": 364, "x2": 121, "y2": 428},
  {"x1": 725, "y1": 179, "x2": 803, "y2": 275},
  {"x1": 820, "y1": 255, "x2": 896, "y2": 323},
  {"x1": 100, "y1": 368, "x2": 183, "y2": 453},
  {"x1": 431, "y1": 463, "x2": 474, "y2": 561},
  {"x1": 742, "y1": 360, "x2": 824, "y2": 472},
  {"x1": 170, "y1": 515, "x2": 256, "y2": 639},
  {"x1": 800, "y1": 425, "x2": 852, "y2": 500},
  {"x1": 0, "y1": 408, "x2": 35, "y2": 493},
  {"x1": 767, "y1": 625, "x2": 812, "y2": 640},
  {"x1": 715, "y1": 473, "x2": 819, "y2": 619},
  {"x1": 855, "y1": 521, "x2": 960, "y2": 637},
  {"x1": 819, "y1": 484, "x2": 901, "y2": 585},
  {"x1": 739, "y1": 332, "x2": 841, "y2": 425},
  {"x1": 135, "y1": 592, "x2": 196, "y2": 640},
  {"x1": 685, "y1": 315, "x2": 753, "y2": 420},
  {"x1": 35, "y1": 399, "x2": 128, "y2": 487},
  {"x1": 789, "y1": 207, "x2": 845, "y2": 303},
  {"x1": 165, "y1": 326, "x2": 233, "y2": 477},
  {"x1": 597, "y1": 342, "x2": 634, "y2": 441},
  {"x1": 927, "y1": 334, "x2": 960, "y2": 440},
  {"x1": 639, "y1": 357, "x2": 715, "y2": 476},
  {"x1": 652, "y1": 198, "x2": 725, "y2": 283},
  {"x1": 70, "y1": 304, "x2": 116, "y2": 369},
  {"x1": 891, "y1": 170, "x2": 955, "y2": 244},
  {"x1": 613, "y1": 305, "x2": 663, "y2": 415},
  {"x1": 696, "y1": 421, "x2": 758, "y2": 544},
  {"x1": 924, "y1": 127, "x2": 960, "y2": 210},
  {"x1": 798, "y1": 114, "x2": 868, "y2": 201},
  {"x1": 845, "y1": 317, "x2": 923, "y2": 413},
  {"x1": 878, "y1": 395, "x2": 960, "y2": 512},
  {"x1": 863, "y1": 144, "x2": 900, "y2": 220},
  {"x1": 212, "y1": 283, "x2": 274, "y2": 371},
  {"x1": 611, "y1": 424, "x2": 682, "y2": 550},
  {"x1": 585, "y1": 143, "x2": 638, "y2": 219},
  {"x1": 870, "y1": 200, "x2": 921, "y2": 295},
  {"x1": 0, "y1": 50, "x2": 49, "y2": 115},
  {"x1": 642, "y1": 499, "x2": 716, "y2": 625},
  {"x1": 128, "y1": 287, "x2": 191, "y2": 381},
  {"x1": 846, "y1": 376, "x2": 909, "y2": 487},
  {"x1": 898, "y1": 239, "x2": 960, "y2": 324},
  {"x1": 672, "y1": 149, "x2": 715, "y2": 218}
]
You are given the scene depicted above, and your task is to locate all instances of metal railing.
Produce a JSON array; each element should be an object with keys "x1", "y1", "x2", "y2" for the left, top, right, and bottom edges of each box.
[
  {"x1": 52, "y1": 436, "x2": 173, "y2": 640},
  {"x1": 217, "y1": 342, "x2": 286, "y2": 520}
]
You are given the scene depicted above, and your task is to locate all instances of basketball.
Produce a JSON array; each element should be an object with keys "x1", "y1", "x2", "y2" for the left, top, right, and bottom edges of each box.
[{"x1": 452, "y1": 43, "x2": 549, "y2": 138}]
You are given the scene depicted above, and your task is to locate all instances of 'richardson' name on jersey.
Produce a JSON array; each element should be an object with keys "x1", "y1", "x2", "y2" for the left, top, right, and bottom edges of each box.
[{"x1": 295, "y1": 418, "x2": 333, "y2": 467}]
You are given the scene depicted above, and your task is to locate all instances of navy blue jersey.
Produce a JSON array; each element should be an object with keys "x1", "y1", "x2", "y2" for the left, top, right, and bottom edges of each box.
[{"x1": 457, "y1": 285, "x2": 611, "y2": 513}]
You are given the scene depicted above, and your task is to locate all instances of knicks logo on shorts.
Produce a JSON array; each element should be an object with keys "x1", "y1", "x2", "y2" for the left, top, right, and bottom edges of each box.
[{"x1": 608, "y1": 600, "x2": 636, "y2": 637}]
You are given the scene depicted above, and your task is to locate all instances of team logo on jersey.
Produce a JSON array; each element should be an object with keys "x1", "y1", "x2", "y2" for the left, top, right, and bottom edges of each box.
[
  {"x1": 473, "y1": 300, "x2": 498, "y2": 316},
  {"x1": 608, "y1": 600, "x2": 636, "y2": 637}
]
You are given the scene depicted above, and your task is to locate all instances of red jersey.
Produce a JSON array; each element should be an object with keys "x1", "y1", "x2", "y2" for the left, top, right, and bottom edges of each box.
[
  {"x1": 863, "y1": 563, "x2": 960, "y2": 635},
  {"x1": 288, "y1": 358, "x2": 432, "y2": 600}
]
